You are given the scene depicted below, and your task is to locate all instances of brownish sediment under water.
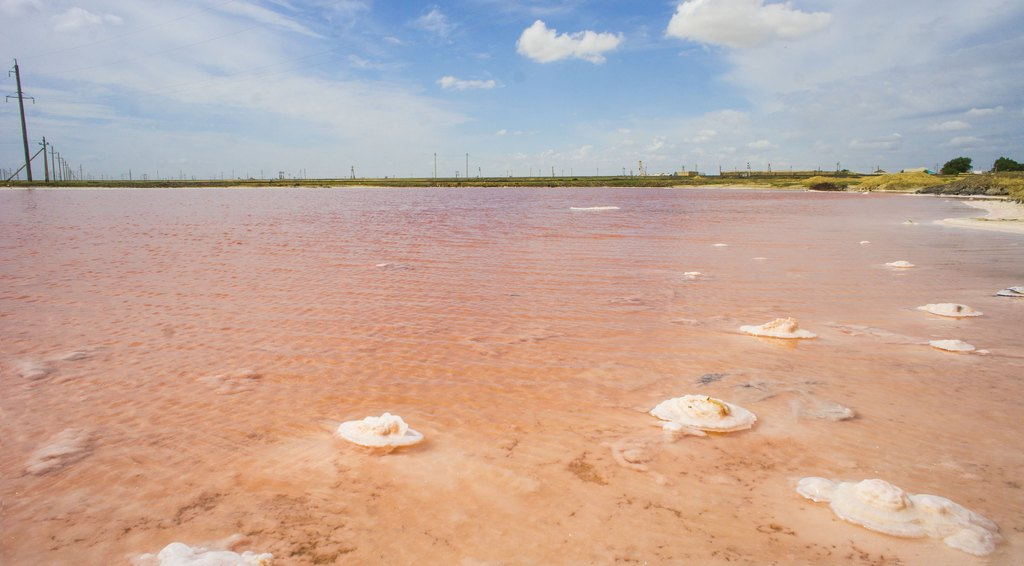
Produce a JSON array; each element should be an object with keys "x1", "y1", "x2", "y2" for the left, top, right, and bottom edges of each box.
[{"x1": 1, "y1": 187, "x2": 1022, "y2": 565}]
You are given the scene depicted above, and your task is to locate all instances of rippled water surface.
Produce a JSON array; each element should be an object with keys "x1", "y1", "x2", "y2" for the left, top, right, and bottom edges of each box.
[{"x1": 2, "y1": 187, "x2": 1022, "y2": 564}]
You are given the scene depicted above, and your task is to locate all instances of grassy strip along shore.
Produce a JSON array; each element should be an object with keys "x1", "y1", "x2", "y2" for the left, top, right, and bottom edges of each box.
[{"x1": 6, "y1": 172, "x2": 1023, "y2": 200}]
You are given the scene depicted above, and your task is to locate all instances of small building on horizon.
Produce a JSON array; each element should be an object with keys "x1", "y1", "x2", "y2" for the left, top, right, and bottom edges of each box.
[{"x1": 900, "y1": 167, "x2": 934, "y2": 174}]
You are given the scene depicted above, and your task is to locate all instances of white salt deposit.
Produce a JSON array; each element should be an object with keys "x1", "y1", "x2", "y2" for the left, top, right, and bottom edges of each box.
[
  {"x1": 859, "y1": 240, "x2": 871, "y2": 245},
  {"x1": 14, "y1": 359, "x2": 54, "y2": 380},
  {"x1": 137, "y1": 542, "x2": 273, "y2": 565},
  {"x1": 683, "y1": 271, "x2": 703, "y2": 280},
  {"x1": 917, "y1": 303, "x2": 983, "y2": 318},
  {"x1": 650, "y1": 394, "x2": 756, "y2": 434},
  {"x1": 25, "y1": 428, "x2": 92, "y2": 475},
  {"x1": 995, "y1": 286, "x2": 1023, "y2": 297},
  {"x1": 739, "y1": 317, "x2": 817, "y2": 339},
  {"x1": 336, "y1": 412, "x2": 424, "y2": 448},
  {"x1": 713, "y1": 243, "x2": 728, "y2": 247},
  {"x1": 928, "y1": 340, "x2": 976, "y2": 353},
  {"x1": 885, "y1": 260, "x2": 914, "y2": 268},
  {"x1": 753, "y1": 257, "x2": 768, "y2": 261},
  {"x1": 569, "y1": 206, "x2": 620, "y2": 211},
  {"x1": 795, "y1": 477, "x2": 1002, "y2": 556}
]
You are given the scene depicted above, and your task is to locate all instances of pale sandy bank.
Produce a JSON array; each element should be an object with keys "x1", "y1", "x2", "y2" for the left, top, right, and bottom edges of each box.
[{"x1": 937, "y1": 198, "x2": 1024, "y2": 235}]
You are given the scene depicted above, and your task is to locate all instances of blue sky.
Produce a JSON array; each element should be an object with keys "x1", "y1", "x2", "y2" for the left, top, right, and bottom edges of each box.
[{"x1": 2, "y1": 0, "x2": 1023, "y2": 180}]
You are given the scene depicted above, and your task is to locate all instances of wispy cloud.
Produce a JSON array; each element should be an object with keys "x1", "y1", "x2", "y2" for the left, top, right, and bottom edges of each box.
[
  {"x1": 966, "y1": 106, "x2": 1003, "y2": 116},
  {"x1": 666, "y1": 0, "x2": 831, "y2": 49},
  {"x1": 516, "y1": 20, "x2": 622, "y2": 64},
  {"x1": 946, "y1": 136, "x2": 982, "y2": 147},
  {"x1": 747, "y1": 139, "x2": 777, "y2": 150},
  {"x1": 412, "y1": 6, "x2": 455, "y2": 39},
  {"x1": 927, "y1": 120, "x2": 970, "y2": 131},
  {"x1": 52, "y1": 7, "x2": 122, "y2": 32},
  {"x1": 438, "y1": 76, "x2": 496, "y2": 90},
  {"x1": 849, "y1": 133, "x2": 903, "y2": 151}
]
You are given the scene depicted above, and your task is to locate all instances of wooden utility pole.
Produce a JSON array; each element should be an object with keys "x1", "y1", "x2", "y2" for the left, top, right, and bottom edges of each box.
[
  {"x1": 7, "y1": 59, "x2": 34, "y2": 181},
  {"x1": 40, "y1": 137, "x2": 49, "y2": 182}
]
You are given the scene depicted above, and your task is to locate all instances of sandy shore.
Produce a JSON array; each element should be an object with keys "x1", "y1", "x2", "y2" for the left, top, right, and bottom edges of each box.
[{"x1": 936, "y1": 198, "x2": 1024, "y2": 234}]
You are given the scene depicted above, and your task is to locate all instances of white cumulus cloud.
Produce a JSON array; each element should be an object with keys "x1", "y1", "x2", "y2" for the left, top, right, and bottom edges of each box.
[
  {"x1": 516, "y1": 20, "x2": 623, "y2": 64},
  {"x1": 928, "y1": 120, "x2": 970, "y2": 131},
  {"x1": 437, "y1": 76, "x2": 496, "y2": 90},
  {"x1": 666, "y1": 0, "x2": 832, "y2": 49},
  {"x1": 53, "y1": 7, "x2": 122, "y2": 32}
]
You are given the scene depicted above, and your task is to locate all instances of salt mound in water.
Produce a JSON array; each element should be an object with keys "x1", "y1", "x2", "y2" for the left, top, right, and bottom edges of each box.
[
  {"x1": 739, "y1": 317, "x2": 817, "y2": 339},
  {"x1": 569, "y1": 206, "x2": 620, "y2": 211},
  {"x1": 929, "y1": 339, "x2": 976, "y2": 353},
  {"x1": 917, "y1": 303, "x2": 983, "y2": 318},
  {"x1": 14, "y1": 359, "x2": 55, "y2": 380},
  {"x1": 995, "y1": 286, "x2": 1023, "y2": 297},
  {"x1": 650, "y1": 394, "x2": 756, "y2": 435},
  {"x1": 336, "y1": 412, "x2": 424, "y2": 448},
  {"x1": 138, "y1": 542, "x2": 273, "y2": 565},
  {"x1": 796, "y1": 477, "x2": 1002, "y2": 556},
  {"x1": 885, "y1": 260, "x2": 915, "y2": 268},
  {"x1": 25, "y1": 428, "x2": 92, "y2": 475}
]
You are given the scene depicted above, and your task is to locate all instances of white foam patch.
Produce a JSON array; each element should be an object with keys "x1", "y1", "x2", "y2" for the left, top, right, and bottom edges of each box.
[
  {"x1": 25, "y1": 428, "x2": 92, "y2": 475},
  {"x1": 796, "y1": 477, "x2": 1002, "y2": 556},
  {"x1": 569, "y1": 206, "x2": 620, "y2": 211},
  {"x1": 713, "y1": 243, "x2": 729, "y2": 247},
  {"x1": 859, "y1": 240, "x2": 871, "y2": 245}
]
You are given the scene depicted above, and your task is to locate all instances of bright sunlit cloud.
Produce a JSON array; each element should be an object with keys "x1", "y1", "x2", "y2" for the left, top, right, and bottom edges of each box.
[
  {"x1": 666, "y1": 0, "x2": 831, "y2": 49},
  {"x1": 516, "y1": 20, "x2": 622, "y2": 63}
]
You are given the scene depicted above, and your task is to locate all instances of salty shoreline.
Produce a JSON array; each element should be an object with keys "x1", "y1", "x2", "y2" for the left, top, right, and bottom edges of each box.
[{"x1": 936, "y1": 198, "x2": 1024, "y2": 234}]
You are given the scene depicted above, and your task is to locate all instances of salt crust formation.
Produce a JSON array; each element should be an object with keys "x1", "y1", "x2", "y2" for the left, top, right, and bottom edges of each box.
[
  {"x1": 713, "y1": 243, "x2": 729, "y2": 247},
  {"x1": 796, "y1": 477, "x2": 1001, "y2": 556},
  {"x1": 917, "y1": 303, "x2": 983, "y2": 318},
  {"x1": 739, "y1": 317, "x2": 817, "y2": 339},
  {"x1": 928, "y1": 339, "x2": 976, "y2": 352},
  {"x1": 683, "y1": 271, "x2": 703, "y2": 280},
  {"x1": 650, "y1": 395, "x2": 756, "y2": 436},
  {"x1": 25, "y1": 428, "x2": 92, "y2": 475},
  {"x1": 859, "y1": 240, "x2": 871, "y2": 245},
  {"x1": 885, "y1": 260, "x2": 914, "y2": 268},
  {"x1": 995, "y1": 286, "x2": 1023, "y2": 297},
  {"x1": 336, "y1": 412, "x2": 424, "y2": 448},
  {"x1": 138, "y1": 542, "x2": 273, "y2": 565}
]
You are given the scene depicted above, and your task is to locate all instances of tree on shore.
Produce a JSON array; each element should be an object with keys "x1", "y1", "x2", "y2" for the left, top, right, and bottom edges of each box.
[
  {"x1": 940, "y1": 157, "x2": 972, "y2": 175},
  {"x1": 993, "y1": 157, "x2": 1024, "y2": 172}
]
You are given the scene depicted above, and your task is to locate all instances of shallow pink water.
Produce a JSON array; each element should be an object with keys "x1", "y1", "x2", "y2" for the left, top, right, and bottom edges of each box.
[{"x1": 1, "y1": 187, "x2": 1022, "y2": 564}]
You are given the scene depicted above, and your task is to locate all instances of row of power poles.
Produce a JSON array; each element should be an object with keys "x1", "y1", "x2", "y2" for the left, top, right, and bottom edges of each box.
[{"x1": 5, "y1": 59, "x2": 80, "y2": 183}]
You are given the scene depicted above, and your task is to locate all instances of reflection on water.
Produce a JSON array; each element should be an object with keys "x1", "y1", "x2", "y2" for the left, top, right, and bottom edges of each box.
[{"x1": 1, "y1": 187, "x2": 1022, "y2": 564}]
